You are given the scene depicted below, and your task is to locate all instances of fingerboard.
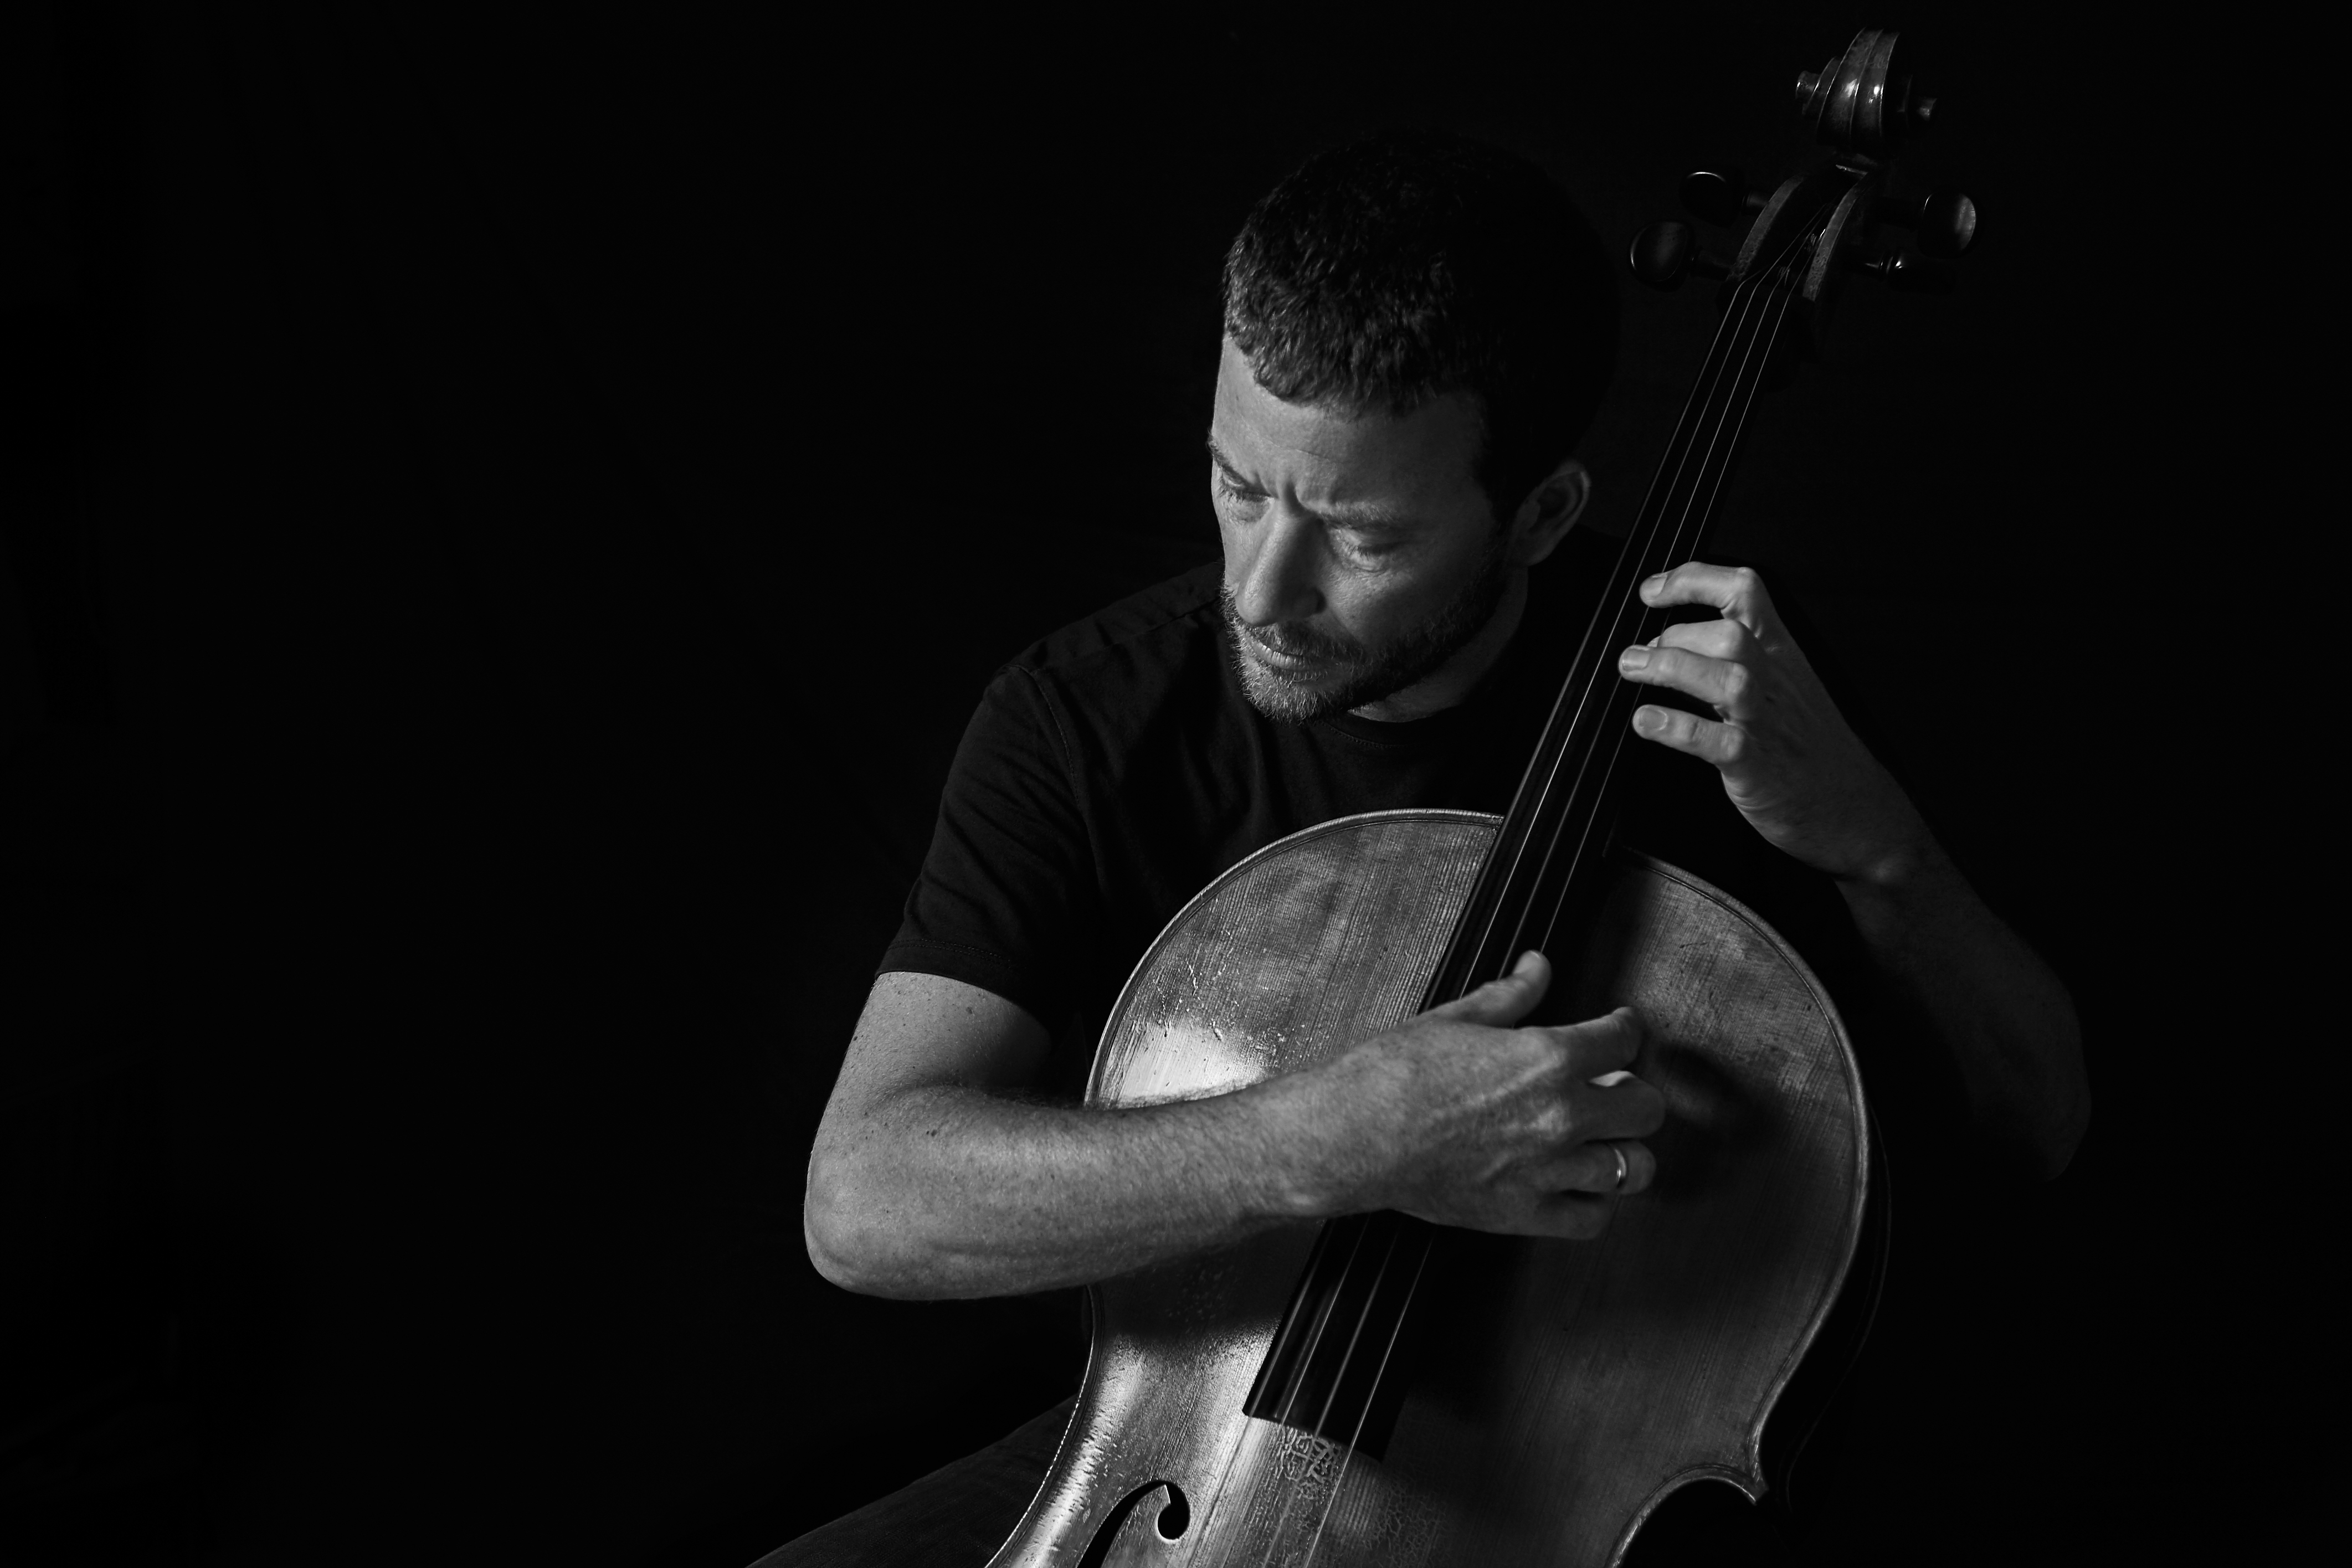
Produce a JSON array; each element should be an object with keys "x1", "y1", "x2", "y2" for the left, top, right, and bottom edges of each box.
[{"x1": 1244, "y1": 229, "x2": 1822, "y2": 1453}]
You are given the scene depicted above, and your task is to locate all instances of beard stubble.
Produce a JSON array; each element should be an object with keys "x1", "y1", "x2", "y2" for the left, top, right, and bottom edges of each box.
[{"x1": 1221, "y1": 533, "x2": 1514, "y2": 723}]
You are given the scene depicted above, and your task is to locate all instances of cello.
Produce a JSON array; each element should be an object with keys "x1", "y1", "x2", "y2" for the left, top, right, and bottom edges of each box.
[{"x1": 990, "y1": 28, "x2": 1974, "y2": 1566}]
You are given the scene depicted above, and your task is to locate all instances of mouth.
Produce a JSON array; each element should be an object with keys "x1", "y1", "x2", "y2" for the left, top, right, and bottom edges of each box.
[{"x1": 1241, "y1": 627, "x2": 1336, "y2": 676}]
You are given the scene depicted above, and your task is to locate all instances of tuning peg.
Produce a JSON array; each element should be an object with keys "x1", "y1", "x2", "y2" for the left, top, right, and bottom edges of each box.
[
  {"x1": 1875, "y1": 188, "x2": 1978, "y2": 259},
  {"x1": 1678, "y1": 168, "x2": 1765, "y2": 228},
  {"x1": 1629, "y1": 221, "x2": 1731, "y2": 291},
  {"x1": 1852, "y1": 249, "x2": 1958, "y2": 294}
]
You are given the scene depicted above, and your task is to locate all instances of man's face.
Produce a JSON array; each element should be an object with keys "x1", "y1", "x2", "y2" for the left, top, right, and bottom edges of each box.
[{"x1": 1209, "y1": 338, "x2": 1511, "y2": 722}]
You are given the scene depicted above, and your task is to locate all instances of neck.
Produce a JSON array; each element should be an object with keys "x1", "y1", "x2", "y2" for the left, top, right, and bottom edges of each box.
[{"x1": 1348, "y1": 565, "x2": 1532, "y2": 723}]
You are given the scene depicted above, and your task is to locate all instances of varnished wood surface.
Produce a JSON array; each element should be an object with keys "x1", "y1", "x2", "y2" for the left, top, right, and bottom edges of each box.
[{"x1": 989, "y1": 810, "x2": 1867, "y2": 1567}]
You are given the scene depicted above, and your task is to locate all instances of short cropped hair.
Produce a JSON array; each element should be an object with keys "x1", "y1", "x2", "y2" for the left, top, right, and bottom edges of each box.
[{"x1": 1222, "y1": 132, "x2": 1619, "y2": 523}]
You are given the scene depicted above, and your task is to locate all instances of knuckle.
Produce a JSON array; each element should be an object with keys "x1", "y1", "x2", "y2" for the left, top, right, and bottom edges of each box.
[
  {"x1": 1715, "y1": 726, "x2": 1747, "y2": 764},
  {"x1": 1531, "y1": 1097, "x2": 1575, "y2": 1144},
  {"x1": 1718, "y1": 662, "x2": 1751, "y2": 702}
]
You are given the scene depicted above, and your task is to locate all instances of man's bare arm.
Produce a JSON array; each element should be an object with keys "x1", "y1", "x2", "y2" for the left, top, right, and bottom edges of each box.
[
  {"x1": 805, "y1": 957, "x2": 1663, "y2": 1300},
  {"x1": 1837, "y1": 843, "x2": 2088, "y2": 1178}
]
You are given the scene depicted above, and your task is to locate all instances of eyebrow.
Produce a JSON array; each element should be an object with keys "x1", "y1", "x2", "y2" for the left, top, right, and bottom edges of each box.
[
  {"x1": 1205, "y1": 436, "x2": 1257, "y2": 491},
  {"x1": 1204, "y1": 435, "x2": 1414, "y2": 531}
]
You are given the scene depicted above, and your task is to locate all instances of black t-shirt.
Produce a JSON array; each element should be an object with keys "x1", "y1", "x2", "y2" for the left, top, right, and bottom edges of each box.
[{"x1": 881, "y1": 525, "x2": 1933, "y2": 1125}]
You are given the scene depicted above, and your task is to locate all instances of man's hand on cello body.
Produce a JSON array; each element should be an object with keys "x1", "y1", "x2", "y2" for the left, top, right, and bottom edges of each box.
[
  {"x1": 1616, "y1": 560, "x2": 2092, "y2": 1180},
  {"x1": 805, "y1": 952, "x2": 1662, "y2": 1300}
]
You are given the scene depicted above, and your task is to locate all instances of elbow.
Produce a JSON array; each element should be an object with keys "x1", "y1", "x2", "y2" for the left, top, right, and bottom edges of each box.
[
  {"x1": 1989, "y1": 1004, "x2": 2092, "y2": 1184},
  {"x1": 2028, "y1": 1014, "x2": 2093, "y2": 1183},
  {"x1": 802, "y1": 1142, "x2": 931, "y2": 1299},
  {"x1": 802, "y1": 1190, "x2": 871, "y2": 1295}
]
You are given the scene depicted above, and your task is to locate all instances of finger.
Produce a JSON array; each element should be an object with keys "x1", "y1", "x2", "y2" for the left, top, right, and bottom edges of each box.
[
  {"x1": 1523, "y1": 1138, "x2": 1656, "y2": 1197},
  {"x1": 1638, "y1": 561, "x2": 1778, "y2": 632},
  {"x1": 1617, "y1": 644, "x2": 1753, "y2": 714},
  {"x1": 1650, "y1": 618, "x2": 1753, "y2": 661},
  {"x1": 1429, "y1": 949, "x2": 1552, "y2": 1027},
  {"x1": 1630, "y1": 703, "x2": 1745, "y2": 768},
  {"x1": 1569, "y1": 1074, "x2": 1667, "y2": 1140},
  {"x1": 1534, "y1": 1006, "x2": 1643, "y2": 1077}
]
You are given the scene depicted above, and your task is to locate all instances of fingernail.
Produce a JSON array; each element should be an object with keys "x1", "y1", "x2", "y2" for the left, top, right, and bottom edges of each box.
[
  {"x1": 1635, "y1": 707, "x2": 1665, "y2": 733},
  {"x1": 1642, "y1": 574, "x2": 1665, "y2": 595},
  {"x1": 1619, "y1": 647, "x2": 1650, "y2": 671}
]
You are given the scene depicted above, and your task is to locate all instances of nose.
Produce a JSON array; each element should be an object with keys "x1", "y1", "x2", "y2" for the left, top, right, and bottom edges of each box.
[{"x1": 1226, "y1": 500, "x2": 1323, "y2": 627}]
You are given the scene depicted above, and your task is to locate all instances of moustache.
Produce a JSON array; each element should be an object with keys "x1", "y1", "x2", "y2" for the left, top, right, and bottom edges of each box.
[{"x1": 1222, "y1": 597, "x2": 1365, "y2": 666}]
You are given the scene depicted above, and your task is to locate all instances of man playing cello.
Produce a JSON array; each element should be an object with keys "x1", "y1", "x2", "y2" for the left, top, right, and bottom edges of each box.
[{"x1": 784, "y1": 132, "x2": 2087, "y2": 1565}]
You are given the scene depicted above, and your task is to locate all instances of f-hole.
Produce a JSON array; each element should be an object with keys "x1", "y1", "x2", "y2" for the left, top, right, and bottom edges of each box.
[{"x1": 1076, "y1": 1480, "x2": 1190, "y2": 1566}]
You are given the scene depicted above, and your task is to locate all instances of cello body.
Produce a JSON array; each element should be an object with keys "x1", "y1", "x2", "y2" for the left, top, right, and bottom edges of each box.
[{"x1": 989, "y1": 809, "x2": 1868, "y2": 1567}]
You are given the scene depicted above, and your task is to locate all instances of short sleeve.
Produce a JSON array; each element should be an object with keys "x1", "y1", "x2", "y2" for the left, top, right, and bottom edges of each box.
[{"x1": 878, "y1": 665, "x2": 1100, "y2": 1034}]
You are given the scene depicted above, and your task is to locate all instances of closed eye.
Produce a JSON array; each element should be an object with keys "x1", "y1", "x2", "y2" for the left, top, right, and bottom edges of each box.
[
  {"x1": 1205, "y1": 436, "x2": 1268, "y2": 499},
  {"x1": 1211, "y1": 467, "x2": 1267, "y2": 509}
]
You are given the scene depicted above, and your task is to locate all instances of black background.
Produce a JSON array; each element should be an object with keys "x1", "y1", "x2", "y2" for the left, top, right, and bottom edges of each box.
[{"x1": 1, "y1": 5, "x2": 2326, "y2": 1565}]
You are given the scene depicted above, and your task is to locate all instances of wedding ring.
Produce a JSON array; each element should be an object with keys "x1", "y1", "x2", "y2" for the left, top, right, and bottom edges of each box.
[{"x1": 1609, "y1": 1144, "x2": 1629, "y2": 1190}]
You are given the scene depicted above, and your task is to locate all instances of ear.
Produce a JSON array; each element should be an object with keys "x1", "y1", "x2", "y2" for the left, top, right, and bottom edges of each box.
[{"x1": 1505, "y1": 457, "x2": 1590, "y2": 566}]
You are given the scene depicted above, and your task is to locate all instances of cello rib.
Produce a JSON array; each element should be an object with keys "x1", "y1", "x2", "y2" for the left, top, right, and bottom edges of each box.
[{"x1": 989, "y1": 809, "x2": 1868, "y2": 1568}]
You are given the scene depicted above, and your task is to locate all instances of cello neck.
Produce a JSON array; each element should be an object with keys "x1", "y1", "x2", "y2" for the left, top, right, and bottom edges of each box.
[{"x1": 1419, "y1": 235, "x2": 1816, "y2": 1010}]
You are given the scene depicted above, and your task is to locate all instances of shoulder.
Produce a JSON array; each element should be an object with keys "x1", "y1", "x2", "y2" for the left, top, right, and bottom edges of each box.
[
  {"x1": 1005, "y1": 563, "x2": 1224, "y2": 680},
  {"x1": 990, "y1": 563, "x2": 1229, "y2": 724}
]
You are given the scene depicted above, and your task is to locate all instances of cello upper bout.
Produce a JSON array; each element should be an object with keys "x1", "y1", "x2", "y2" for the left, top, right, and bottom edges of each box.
[{"x1": 1086, "y1": 810, "x2": 1502, "y2": 1106}]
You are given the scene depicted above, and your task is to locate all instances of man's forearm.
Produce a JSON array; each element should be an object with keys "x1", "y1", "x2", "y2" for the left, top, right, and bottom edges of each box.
[
  {"x1": 805, "y1": 957, "x2": 1668, "y2": 1298},
  {"x1": 1839, "y1": 840, "x2": 2090, "y2": 1178},
  {"x1": 805, "y1": 1076, "x2": 1331, "y2": 1299}
]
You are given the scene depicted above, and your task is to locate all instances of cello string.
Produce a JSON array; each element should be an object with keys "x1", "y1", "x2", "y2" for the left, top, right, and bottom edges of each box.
[
  {"x1": 1445, "y1": 264, "x2": 1768, "y2": 987},
  {"x1": 1486, "y1": 223, "x2": 1817, "y2": 975},
  {"x1": 1300, "y1": 243, "x2": 1817, "y2": 1502},
  {"x1": 1254, "y1": 252, "x2": 1804, "y2": 1549},
  {"x1": 1217, "y1": 220, "x2": 1825, "y2": 1565},
  {"x1": 1296, "y1": 1237, "x2": 1436, "y2": 1568},
  {"x1": 1241, "y1": 248, "x2": 1787, "y2": 1568},
  {"x1": 1444, "y1": 263, "x2": 1779, "y2": 993},
  {"x1": 1248, "y1": 1222, "x2": 1409, "y2": 1566},
  {"x1": 1455, "y1": 255, "x2": 1789, "y2": 988},
  {"x1": 1209, "y1": 1218, "x2": 1378, "y2": 1568},
  {"x1": 1463, "y1": 225, "x2": 1808, "y2": 985},
  {"x1": 1244, "y1": 277, "x2": 1781, "y2": 1561},
  {"x1": 1514, "y1": 236, "x2": 1806, "y2": 968},
  {"x1": 1513, "y1": 240, "x2": 1810, "y2": 969}
]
